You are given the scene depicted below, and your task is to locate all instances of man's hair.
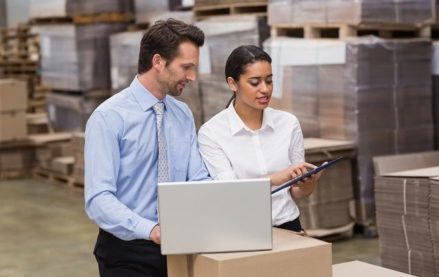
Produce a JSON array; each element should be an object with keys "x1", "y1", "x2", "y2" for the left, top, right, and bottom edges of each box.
[{"x1": 138, "y1": 18, "x2": 205, "y2": 74}]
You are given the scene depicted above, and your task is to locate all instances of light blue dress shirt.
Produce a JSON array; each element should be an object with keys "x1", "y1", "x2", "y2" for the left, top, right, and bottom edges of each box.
[{"x1": 84, "y1": 77, "x2": 210, "y2": 241}]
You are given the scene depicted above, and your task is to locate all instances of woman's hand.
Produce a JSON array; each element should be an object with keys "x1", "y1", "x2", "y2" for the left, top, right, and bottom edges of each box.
[
  {"x1": 289, "y1": 163, "x2": 323, "y2": 200},
  {"x1": 269, "y1": 162, "x2": 322, "y2": 199}
]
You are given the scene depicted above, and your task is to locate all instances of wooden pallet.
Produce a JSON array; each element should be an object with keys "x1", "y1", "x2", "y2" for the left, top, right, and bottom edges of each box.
[
  {"x1": 0, "y1": 170, "x2": 30, "y2": 180},
  {"x1": 31, "y1": 12, "x2": 133, "y2": 25},
  {"x1": 127, "y1": 23, "x2": 149, "y2": 32},
  {"x1": 194, "y1": 2, "x2": 267, "y2": 19},
  {"x1": 32, "y1": 167, "x2": 83, "y2": 188},
  {"x1": 271, "y1": 23, "x2": 431, "y2": 39},
  {"x1": 305, "y1": 222, "x2": 355, "y2": 242}
]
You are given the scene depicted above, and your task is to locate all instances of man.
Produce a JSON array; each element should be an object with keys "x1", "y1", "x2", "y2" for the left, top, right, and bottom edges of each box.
[{"x1": 84, "y1": 19, "x2": 210, "y2": 276}]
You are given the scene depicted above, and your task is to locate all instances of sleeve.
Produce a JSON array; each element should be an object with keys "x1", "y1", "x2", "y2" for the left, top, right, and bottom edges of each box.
[
  {"x1": 197, "y1": 124, "x2": 237, "y2": 180},
  {"x1": 185, "y1": 110, "x2": 212, "y2": 181},
  {"x1": 84, "y1": 111, "x2": 157, "y2": 241},
  {"x1": 288, "y1": 115, "x2": 305, "y2": 165}
]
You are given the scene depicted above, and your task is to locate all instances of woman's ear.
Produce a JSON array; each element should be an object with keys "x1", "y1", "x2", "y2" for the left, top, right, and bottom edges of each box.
[
  {"x1": 152, "y1": 53, "x2": 165, "y2": 72},
  {"x1": 226, "y1": 77, "x2": 238, "y2": 92}
]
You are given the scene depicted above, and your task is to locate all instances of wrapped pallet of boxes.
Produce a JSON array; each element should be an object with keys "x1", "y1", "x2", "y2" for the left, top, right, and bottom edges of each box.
[
  {"x1": 46, "y1": 93, "x2": 105, "y2": 132},
  {"x1": 34, "y1": 133, "x2": 74, "y2": 172},
  {"x1": 264, "y1": 37, "x2": 434, "y2": 226},
  {"x1": 30, "y1": 133, "x2": 74, "y2": 178},
  {"x1": 0, "y1": 142, "x2": 35, "y2": 179},
  {"x1": 431, "y1": 176, "x2": 439, "y2": 274},
  {"x1": 133, "y1": 0, "x2": 169, "y2": 24},
  {"x1": 0, "y1": 0, "x2": 5, "y2": 28},
  {"x1": 110, "y1": 30, "x2": 144, "y2": 93},
  {"x1": 0, "y1": 79, "x2": 28, "y2": 142},
  {"x1": 29, "y1": 0, "x2": 134, "y2": 18},
  {"x1": 374, "y1": 151, "x2": 439, "y2": 276},
  {"x1": 34, "y1": 23, "x2": 127, "y2": 94},
  {"x1": 298, "y1": 138, "x2": 355, "y2": 233},
  {"x1": 432, "y1": 41, "x2": 439, "y2": 149},
  {"x1": 196, "y1": 15, "x2": 269, "y2": 77},
  {"x1": 199, "y1": 73, "x2": 232, "y2": 122},
  {"x1": 134, "y1": 0, "x2": 194, "y2": 25},
  {"x1": 71, "y1": 132, "x2": 84, "y2": 185},
  {"x1": 168, "y1": 227, "x2": 332, "y2": 277},
  {"x1": 333, "y1": 261, "x2": 415, "y2": 277},
  {"x1": 110, "y1": 30, "x2": 203, "y2": 128},
  {"x1": 268, "y1": 0, "x2": 434, "y2": 26}
]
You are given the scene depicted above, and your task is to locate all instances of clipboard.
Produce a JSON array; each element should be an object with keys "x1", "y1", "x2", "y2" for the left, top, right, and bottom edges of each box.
[{"x1": 271, "y1": 156, "x2": 344, "y2": 194}]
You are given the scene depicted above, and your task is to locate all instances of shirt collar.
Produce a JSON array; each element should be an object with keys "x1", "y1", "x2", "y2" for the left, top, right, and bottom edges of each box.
[
  {"x1": 130, "y1": 76, "x2": 168, "y2": 111},
  {"x1": 226, "y1": 104, "x2": 275, "y2": 136}
]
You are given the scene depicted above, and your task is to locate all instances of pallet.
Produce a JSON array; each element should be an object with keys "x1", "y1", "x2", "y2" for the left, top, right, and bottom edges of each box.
[
  {"x1": 0, "y1": 170, "x2": 30, "y2": 180},
  {"x1": 31, "y1": 12, "x2": 133, "y2": 25},
  {"x1": 127, "y1": 23, "x2": 149, "y2": 32},
  {"x1": 354, "y1": 223, "x2": 379, "y2": 238},
  {"x1": 32, "y1": 167, "x2": 83, "y2": 188},
  {"x1": 74, "y1": 12, "x2": 133, "y2": 25},
  {"x1": 305, "y1": 222, "x2": 355, "y2": 242},
  {"x1": 194, "y1": 2, "x2": 267, "y2": 19},
  {"x1": 271, "y1": 23, "x2": 431, "y2": 39}
]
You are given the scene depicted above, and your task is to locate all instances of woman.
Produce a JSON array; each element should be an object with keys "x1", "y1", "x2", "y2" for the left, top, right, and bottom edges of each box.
[{"x1": 198, "y1": 45, "x2": 322, "y2": 232}]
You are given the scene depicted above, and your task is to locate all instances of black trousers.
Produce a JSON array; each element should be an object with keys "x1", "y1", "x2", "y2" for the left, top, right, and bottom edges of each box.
[
  {"x1": 275, "y1": 217, "x2": 303, "y2": 232},
  {"x1": 94, "y1": 229, "x2": 167, "y2": 277}
]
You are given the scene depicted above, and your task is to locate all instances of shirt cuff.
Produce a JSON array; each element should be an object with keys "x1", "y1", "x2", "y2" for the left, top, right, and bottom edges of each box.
[{"x1": 132, "y1": 218, "x2": 157, "y2": 240}]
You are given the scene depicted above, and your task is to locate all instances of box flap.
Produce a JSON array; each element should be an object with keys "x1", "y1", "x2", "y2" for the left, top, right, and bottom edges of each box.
[
  {"x1": 381, "y1": 166, "x2": 439, "y2": 178},
  {"x1": 304, "y1": 138, "x2": 355, "y2": 153},
  {"x1": 373, "y1": 151, "x2": 439, "y2": 176}
]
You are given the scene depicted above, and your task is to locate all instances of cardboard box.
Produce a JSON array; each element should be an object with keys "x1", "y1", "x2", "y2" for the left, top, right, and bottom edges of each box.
[
  {"x1": 0, "y1": 79, "x2": 28, "y2": 111},
  {"x1": 168, "y1": 228, "x2": 332, "y2": 277},
  {"x1": 333, "y1": 261, "x2": 415, "y2": 277},
  {"x1": 0, "y1": 111, "x2": 27, "y2": 142},
  {"x1": 374, "y1": 151, "x2": 439, "y2": 276}
]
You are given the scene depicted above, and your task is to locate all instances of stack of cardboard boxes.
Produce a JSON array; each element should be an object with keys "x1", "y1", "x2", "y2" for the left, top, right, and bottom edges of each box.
[
  {"x1": 299, "y1": 138, "x2": 356, "y2": 233},
  {"x1": 167, "y1": 227, "x2": 414, "y2": 276},
  {"x1": 0, "y1": 79, "x2": 28, "y2": 142},
  {"x1": 374, "y1": 151, "x2": 439, "y2": 276},
  {"x1": 0, "y1": 79, "x2": 34, "y2": 178},
  {"x1": 268, "y1": 0, "x2": 435, "y2": 26},
  {"x1": 30, "y1": 0, "x2": 134, "y2": 132},
  {"x1": 71, "y1": 132, "x2": 84, "y2": 185},
  {"x1": 264, "y1": 5, "x2": 435, "y2": 227}
]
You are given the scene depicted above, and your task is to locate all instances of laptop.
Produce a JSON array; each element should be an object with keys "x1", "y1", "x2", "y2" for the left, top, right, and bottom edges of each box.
[{"x1": 158, "y1": 178, "x2": 272, "y2": 255}]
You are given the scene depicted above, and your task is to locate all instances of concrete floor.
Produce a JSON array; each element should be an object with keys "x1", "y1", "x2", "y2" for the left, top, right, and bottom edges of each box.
[{"x1": 0, "y1": 179, "x2": 380, "y2": 276}]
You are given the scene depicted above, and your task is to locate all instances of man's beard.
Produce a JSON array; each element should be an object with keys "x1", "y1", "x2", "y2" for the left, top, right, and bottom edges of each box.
[{"x1": 167, "y1": 81, "x2": 185, "y2": 97}]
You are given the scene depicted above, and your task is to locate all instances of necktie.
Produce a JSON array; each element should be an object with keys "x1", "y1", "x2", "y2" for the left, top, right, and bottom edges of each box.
[{"x1": 153, "y1": 101, "x2": 169, "y2": 183}]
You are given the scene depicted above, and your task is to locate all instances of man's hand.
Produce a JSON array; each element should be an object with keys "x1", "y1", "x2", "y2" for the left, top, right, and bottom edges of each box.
[{"x1": 150, "y1": 224, "x2": 161, "y2": 245}]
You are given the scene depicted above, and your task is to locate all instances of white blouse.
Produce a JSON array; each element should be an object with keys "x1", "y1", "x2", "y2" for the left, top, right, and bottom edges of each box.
[{"x1": 198, "y1": 105, "x2": 305, "y2": 226}]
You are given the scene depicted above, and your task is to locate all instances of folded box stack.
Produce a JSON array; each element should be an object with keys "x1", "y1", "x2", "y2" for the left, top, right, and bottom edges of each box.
[
  {"x1": 374, "y1": 152, "x2": 439, "y2": 276},
  {"x1": 36, "y1": 23, "x2": 127, "y2": 93},
  {"x1": 29, "y1": 0, "x2": 134, "y2": 19},
  {"x1": 196, "y1": 15, "x2": 269, "y2": 77},
  {"x1": 298, "y1": 138, "x2": 355, "y2": 232},
  {"x1": 268, "y1": 0, "x2": 434, "y2": 26},
  {"x1": 432, "y1": 42, "x2": 439, "y2": 149},
  {"x1": 265, "y1": 37, "x2": 434, "y2": 225},
  {"x1": 71, "y1": 132, "x2": 84, "y2": 185}
]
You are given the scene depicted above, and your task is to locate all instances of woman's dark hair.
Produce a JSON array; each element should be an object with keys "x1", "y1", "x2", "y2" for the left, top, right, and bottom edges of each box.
[
  {"x1": 224, "y1": 45, "x2": 272, "y2": 107},
  {"x1": 138, "y1": 18, "x2": 205, "y2": 74}
]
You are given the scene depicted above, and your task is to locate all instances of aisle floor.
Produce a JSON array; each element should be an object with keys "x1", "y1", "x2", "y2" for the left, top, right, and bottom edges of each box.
[{"x1": 0, "y1": 179, "x2": 379, "y2": 276}]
